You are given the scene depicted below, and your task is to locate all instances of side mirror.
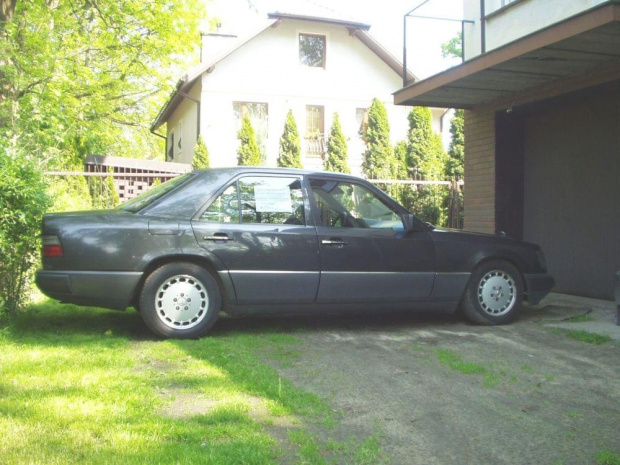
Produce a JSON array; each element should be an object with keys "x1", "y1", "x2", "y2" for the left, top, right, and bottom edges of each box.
[
  {"x1": 401, "y1": 213, "x2": 429, "y2": 233},
  {"x1": 401, "y1": 213, "x2": 415, "y2": 231}
]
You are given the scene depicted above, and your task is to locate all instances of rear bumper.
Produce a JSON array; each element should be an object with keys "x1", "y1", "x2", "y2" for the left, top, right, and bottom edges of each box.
[
  {"x1": 524, "y1": 273, "x2": 555, "y2": 305},
  {"x1": 36, "y1": 270, "x2": 143, "y2": 311}
]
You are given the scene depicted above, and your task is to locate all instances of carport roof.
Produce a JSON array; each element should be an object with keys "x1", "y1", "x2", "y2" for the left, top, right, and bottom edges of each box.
[{"x1": 393, "y1": 2, "x2": 620, "y2": 109}]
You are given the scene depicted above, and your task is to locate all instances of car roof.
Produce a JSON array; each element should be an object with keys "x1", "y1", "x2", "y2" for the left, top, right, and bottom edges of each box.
[{"x1": 193, "y1": 166, "x2": 363, "y2": 180}]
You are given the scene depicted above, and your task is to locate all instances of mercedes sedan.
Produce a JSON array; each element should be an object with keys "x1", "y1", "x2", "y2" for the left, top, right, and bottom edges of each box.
[{"x1": 37, "y1": 168, "x2": 554, "y2": 339}]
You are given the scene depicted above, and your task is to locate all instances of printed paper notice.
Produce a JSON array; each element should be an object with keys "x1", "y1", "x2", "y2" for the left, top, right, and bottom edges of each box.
[{"x1": 254, "y1": 186, "x2": 293, "y2": 213}]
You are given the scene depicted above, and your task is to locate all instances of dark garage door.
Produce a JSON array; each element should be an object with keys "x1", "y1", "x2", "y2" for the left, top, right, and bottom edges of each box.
[{"x1": 522, "y1": 81, "x2": 620, "y2": 300}]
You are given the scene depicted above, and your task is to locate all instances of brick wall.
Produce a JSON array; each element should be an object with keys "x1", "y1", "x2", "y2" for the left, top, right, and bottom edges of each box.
[{"x1": 463, "y1": 107, "x2": 496, "y2": 233}]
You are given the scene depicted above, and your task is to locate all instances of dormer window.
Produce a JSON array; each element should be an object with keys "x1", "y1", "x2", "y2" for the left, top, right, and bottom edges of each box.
[{"x1": 299, "y1": 34, "x2": 326, "y2": 68}]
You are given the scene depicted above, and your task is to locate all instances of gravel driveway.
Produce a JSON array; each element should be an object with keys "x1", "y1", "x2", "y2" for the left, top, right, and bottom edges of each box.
[{"x1": 231, "y1": 294, "x2": 620, "y2": 465}]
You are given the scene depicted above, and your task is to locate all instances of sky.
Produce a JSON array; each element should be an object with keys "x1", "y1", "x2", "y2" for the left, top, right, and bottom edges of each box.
[{"x1": 207, "y1": 0, "x2": 464, "y2": 79}]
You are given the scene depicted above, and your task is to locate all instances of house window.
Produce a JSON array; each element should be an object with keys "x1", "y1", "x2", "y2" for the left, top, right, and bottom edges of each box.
[
  {"x1": 299, "y1": 34, "x2": 326, "y2": 68},
  {"x1": 356, "y1": 108, "x2": 369, "y2": 137},
  {"x1": 305, "y1": 105, "x2": 325, "y2": 157},
  {"x1": 233, "y1": 102, "x2": 269, "y2": 160},
  {"x1": 486, "y1": 0, "x2": 519, "y2": 15}
]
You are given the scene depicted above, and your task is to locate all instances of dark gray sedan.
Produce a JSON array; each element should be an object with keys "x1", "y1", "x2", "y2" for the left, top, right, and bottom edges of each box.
[{"x1": 37, "y1": 167, "x2": 554, "y2": 338}]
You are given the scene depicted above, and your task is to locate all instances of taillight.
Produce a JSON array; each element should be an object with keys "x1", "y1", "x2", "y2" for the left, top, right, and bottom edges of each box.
[{"x1": 42, "y1": 235, "x2": 63, "y2": 258}]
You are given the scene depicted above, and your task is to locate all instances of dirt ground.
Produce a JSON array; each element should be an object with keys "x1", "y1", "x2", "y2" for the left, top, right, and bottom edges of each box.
[{"x1": 224, "y1": 294, "x2": 620, "y2": 465}]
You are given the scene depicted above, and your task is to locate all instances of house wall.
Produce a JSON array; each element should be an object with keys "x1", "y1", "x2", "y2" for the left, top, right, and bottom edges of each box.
[
  {"x1": 194, "y1": 19, "x2": 414, "y2": 175},
  {"x1": 166, "y1": 82, "x2": 201, "y2": 165},
  {"x1": 463, "y1": 0, "x2": 608, "y2": 58}
]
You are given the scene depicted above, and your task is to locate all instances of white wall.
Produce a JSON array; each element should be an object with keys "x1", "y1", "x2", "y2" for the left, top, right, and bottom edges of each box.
[
  {"x1": 193, "y1": 18, "x2": 414, "y2": 176},
  {"x1": 463, "y1": 0, "x2": 607, "y2": 59},
  {"x1": 166, "y1": 82, "x2": 201, "y2": 166}
]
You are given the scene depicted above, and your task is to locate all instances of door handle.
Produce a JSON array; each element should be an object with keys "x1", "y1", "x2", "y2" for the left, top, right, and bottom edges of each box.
[
  {"x1": 321, "y1": 238, "x2": 348, "y2": 246},
  {"x1": 203, "y1": 233, "x2": 233, "y2": 242}
]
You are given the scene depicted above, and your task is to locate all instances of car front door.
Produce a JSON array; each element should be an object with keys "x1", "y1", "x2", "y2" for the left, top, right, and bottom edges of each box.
[
  {"x1": 308, "y1": 177, "x2": 436, "y2": 303},
  {"x1": 191, "y1": 174, "x2": 319, "y2": 304}
]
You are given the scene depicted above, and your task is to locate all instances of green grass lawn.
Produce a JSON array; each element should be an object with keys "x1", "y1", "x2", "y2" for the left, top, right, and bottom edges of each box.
[{"x1": 0, "y1": 300, "x2": 383, "y2": 464}]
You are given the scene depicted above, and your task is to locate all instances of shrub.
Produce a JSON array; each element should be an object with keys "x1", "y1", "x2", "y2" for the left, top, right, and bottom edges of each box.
[
  {"x1": 192, "y1": 135, "x2": 210, "y2": 170},
  {"x1": 277, "y1": 110, "x2": 303, "y2": 168},
  {"x1": 325, "y1": 113, "x2": 350, "y2": 173},
  {"x1": 362, "y1": 99, "x2": 392, "y2": 180},
  {"x1": 0, "y1": 149, "x2": 51, "y2": 315},
  {"x1": 237, "y1": 113, "x2": 261, "y2": 166}
]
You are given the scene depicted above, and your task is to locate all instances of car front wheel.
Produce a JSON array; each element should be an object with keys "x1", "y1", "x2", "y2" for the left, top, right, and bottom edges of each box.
[
  {"x1": 139, "y1": 262, "x2": 221, "y2": 339},
  {"x1": 461, "y1": 260, "x2": 523, "y2": 325}
]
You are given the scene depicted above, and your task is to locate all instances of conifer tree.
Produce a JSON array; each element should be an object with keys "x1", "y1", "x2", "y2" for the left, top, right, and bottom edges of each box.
[
  {"x1": 237, "y1": 113, "x2": 261, "y2": 166},
  {"x1": 362, "y1": 99, "x2": 392, "y2": 179},
  {"x1": 445, "y1": 109, "x2": 464, "y2": 180},
  {"x1": 192, "y1": 135, "x2": 210, "y2": 170},
  {"x1": 406, "y1": 107, "x2": 446, "y2": 180},
  {"x1": 325, "y1": 113, "x2": 350, "y2": 173},
  {"x1": 277, "y1": 110, "x2": 303, "y2": 168}
]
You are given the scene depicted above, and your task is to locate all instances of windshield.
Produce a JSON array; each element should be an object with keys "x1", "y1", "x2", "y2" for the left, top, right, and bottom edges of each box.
[{"x1": 119, "y1": 174, "x2": 192, "y2": 213}]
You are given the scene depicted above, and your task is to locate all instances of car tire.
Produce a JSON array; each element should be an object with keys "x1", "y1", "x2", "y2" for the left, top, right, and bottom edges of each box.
[
  {"x1": 139, "y1": 262, "x2": 221, "y2": 339},
  {"x1": 461, "y1": 260, "x2": 523, "y2": 325}
]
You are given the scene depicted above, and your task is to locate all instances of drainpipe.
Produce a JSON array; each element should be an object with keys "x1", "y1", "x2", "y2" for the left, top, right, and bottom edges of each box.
[
  {"x1": 178, "y1": 91, "x2": 201, "y2": 138},
  {"x1": 150, "y1": 129, "x2": 167, "y2": 161},
  {"x1": 480, "y1": 0, "x2": 486, "y2": 54}
]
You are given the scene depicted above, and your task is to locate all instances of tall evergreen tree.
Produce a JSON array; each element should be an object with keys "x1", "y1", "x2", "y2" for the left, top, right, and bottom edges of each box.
[
  {"x1": 325, "y1": 113, "x2": 350, "y2": 173},
  {"x1": 445, "y1": 109, "x2": 464, "y2": 180},
  {"x1": 406, "y1": 107, "x2": 446, "y2": 181},
  {"x1": 192, "y1": 135, "x2": 210, "y2": 170},
  {"x1": 362, "y1": 99, "x2": 392, "y2": 179},
  {"x1": 277, "y1": 110, "x2": 303, "y2": 168},
  {"x1": 237, "y1": 113, "x2": 261, "y2": 166}
]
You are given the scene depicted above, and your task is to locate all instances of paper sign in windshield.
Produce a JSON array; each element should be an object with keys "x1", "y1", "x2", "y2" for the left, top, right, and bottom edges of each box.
[{"x1": 254, "y1": 186, "x2": 293, "y2": 213}]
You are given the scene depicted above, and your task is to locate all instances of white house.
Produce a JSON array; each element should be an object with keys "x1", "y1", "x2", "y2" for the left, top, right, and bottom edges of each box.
[{"x1": 151, "y1": 6, "x2": 449, "y2": 176}]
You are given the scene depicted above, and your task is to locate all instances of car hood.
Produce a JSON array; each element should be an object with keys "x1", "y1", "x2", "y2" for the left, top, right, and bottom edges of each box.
[{"x1": 430, "y1": 226, "x2": 540, "y2": 250}]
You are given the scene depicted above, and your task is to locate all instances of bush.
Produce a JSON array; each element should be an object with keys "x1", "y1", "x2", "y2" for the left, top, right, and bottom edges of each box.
[
  {"x1": 192, "y1": 135, "x2": 210, "y2": 170},
  {"x1": 278, "y1": 110, "x2": 303, "y2": 168},
  {"x1": 0, "y1": 149, "x2": 51, "y2": 315},
  {"x1": 325, "y1": 113, "x2": 350, "y2": 173},
  {"x1": 237, "y1": 114, "x2": 261, "y2": 166}
]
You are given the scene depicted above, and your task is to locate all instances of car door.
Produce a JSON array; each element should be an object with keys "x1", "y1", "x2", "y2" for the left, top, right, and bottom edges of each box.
[
  {"x1": 308, "y1": 177, "x2": 436, "y2": 303},
  {"x1": 191, "y1": 174, "x2": 320, "y2": 304}
]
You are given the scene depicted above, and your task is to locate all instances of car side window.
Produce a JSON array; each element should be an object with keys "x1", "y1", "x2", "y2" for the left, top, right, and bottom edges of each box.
[
  {"x1": 201, "y1": 183, "x2": 239, "y2": 223},
  {"x1": 200, "y1": 176, "x2": 305, "y2": 225},
  {"x1": 310, "y1": 179, "x2": 403, "y2": 229}
]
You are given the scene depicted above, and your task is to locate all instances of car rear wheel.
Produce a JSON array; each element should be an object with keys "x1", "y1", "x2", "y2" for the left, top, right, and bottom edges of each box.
[
  {"x1": 461, "y1": 260, "x2": 523, "y2": 325},
  {"x1": 139, "y1": 262, "x2": 221, "y2": 339}
]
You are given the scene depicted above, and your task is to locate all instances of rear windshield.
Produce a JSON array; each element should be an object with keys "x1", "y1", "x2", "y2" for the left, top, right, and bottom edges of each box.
[{"x1": 119, "y1": 174, "x2": 192, "y2": 213}]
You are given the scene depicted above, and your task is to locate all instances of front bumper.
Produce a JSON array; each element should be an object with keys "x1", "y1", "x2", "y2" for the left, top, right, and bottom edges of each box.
[
  {"x1": 36, "y1": 270, "x2": 143, "y2": 311},
  {"x1": 523, "y1": 273, "x2": 555, "y2": 305}
]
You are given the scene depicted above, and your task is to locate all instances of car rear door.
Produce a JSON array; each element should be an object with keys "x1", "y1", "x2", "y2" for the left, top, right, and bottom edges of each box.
[
  {"x1": 308, "y1": 176, "x2": 436, "y2": 303},
  {"x1": 191, "y1": 174, "x2": 320, "y2": 304}
]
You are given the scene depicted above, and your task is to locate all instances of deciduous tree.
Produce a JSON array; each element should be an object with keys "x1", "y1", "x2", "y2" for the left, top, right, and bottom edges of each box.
[{"x1": 0, "y1": 0, "x2": 205, "y2": 169}]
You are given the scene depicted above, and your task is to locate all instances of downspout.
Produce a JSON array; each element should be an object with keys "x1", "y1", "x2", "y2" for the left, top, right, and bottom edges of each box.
[
  {"x1": 178, "y1": 91, "x2": 201, "y2": 138},
  {"x1": 480, "y1": 0, "x2": 486, "y2": 54},
  {"x1": 150, "y1": 128, "x2": 167, "y2": 161}
]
